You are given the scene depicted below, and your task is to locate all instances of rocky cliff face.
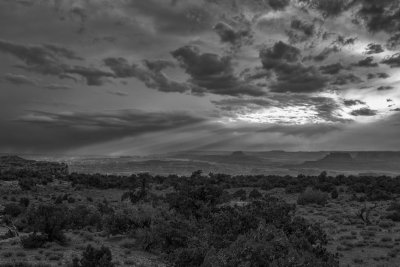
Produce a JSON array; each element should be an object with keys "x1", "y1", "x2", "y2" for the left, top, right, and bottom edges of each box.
[{"x1": 0, "y1": 155, "x2": 69, "y2": 175}]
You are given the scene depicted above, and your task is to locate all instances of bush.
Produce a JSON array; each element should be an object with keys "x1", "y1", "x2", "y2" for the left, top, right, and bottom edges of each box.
[
  {"x1": 249, "y1": 189, "x2": 262, "y2": 199},
  {"x1": 232, "y1": 189, "x2": 247, "y2": 200},
  {"x1": 72, "y1": 245, "x2": 114, "y2": 267},
  {"x1": 19, "y1": 198, "x2": 30, "y2": 207},
  {"x1": 26, "y1": 204, "x2": 68, "y2": 243},
  {"x1": 3, "y1": 203, "x2": 23, "y2": 217},
  {"x1": 331, "y1": 188, "x2": 339, "y2": 199},
  {"x1": 68, "y1": 205, "x2": 102, "y2": 230},
  {"x1": 297, "y1": 188, "x2": 329, "y2": 206},
  {"x1": 367, "y1": 189, "x2": 391, "y2": 201},
  {"x1": 21, "y1": 233, "x2": 47, "y2": 249}
]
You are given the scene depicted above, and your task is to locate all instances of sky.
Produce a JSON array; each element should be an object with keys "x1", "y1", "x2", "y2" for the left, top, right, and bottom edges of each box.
[{"x1": 1, "y1": 0, "x2": 400, "y2": 156}]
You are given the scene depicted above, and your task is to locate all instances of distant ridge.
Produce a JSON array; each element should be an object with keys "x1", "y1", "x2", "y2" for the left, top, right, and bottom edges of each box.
[{"x1": 0, "y1": 155, "x2": 69, "y2": 175}]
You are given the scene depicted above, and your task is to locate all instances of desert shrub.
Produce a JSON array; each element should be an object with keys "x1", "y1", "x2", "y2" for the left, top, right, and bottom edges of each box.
[
  {"x1": 331, "y1": 188, "x2": 339, "y2": 199},
  {"x1": 232, "y1": 189, "x2": 247, "y2": 200},
  {"x1": 386, "y1": 202, "x2": 400, "y2": 222},
  {"x1": 285, "y1": 183, "x2": 305, "y2": 193},
  {"x1": 54, "y1": 195, "x2": 63, "y2": 204},
  {"x1": 350, "y1": 183, "x2": 367, "y2": 193},
  {"x1": 166, "y1": 184, "x2": 223, "y2": 219},
  {"x1": 387, "y1": 212, "x2": 400, "y2": 222},
  {"x1": 155, "y1": 198, "x2": 336, "y2": 267},
  {"x1": 315, "y1": 182, "x2": 335, "y2": 192},
  {"x1": 249, "y1": 189, "x2": 262, "y2": 199},
  {"x1": 72, "y1": 245, "x2": 114, "y2": 267},
  {"x1": 297, "y1": 188, "x2": 329, "y2": 206},
  {"x1": 21, "y1": 233, "x2": 47, "y2": 249},
  {"x1": 103, "y1": 211, "x2": 133, "y2": 236},
  {"x1": 19, "y1": 198, "x2": 30, "y2": 207},
  {"x1": 68, "y1": 205, "x2": 102, "y2": 230},
  {"x1": 103, "y1": 206, "x2": 153, "y2": 236},
  {"x1": 3, "y1": 203, "x2": 23, "y2": 217},
  {"x1": 367, "y1": 189, "x2": 391, "y2": 201},
  {"x1": 26, "y1": 204, "x2": 68, "y2": 243}
]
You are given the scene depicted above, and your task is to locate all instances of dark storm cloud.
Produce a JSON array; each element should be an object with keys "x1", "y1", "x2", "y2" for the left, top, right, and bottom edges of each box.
[
  {"x1": 354, "y1": 0, "x2": 400, "y2": 33},
  {"x1": 42, "y1": 84, "x2": 72, "y2": 90},
  {"x1": 343, "y1": 99, "x2": 366, "y2": 106},
  {"x1": 171, "y1": 45, "x2": 266, "y2": 96},
  {"x1": 313, "y1": 46, "x2": 340, "y2": 62},
  {"x1": 65, "y1": 66, "x2": 115, "y2": 86},
  {"x1": 268, "y1": 0, "x2": 291, "y2": 10},
  {"x1": 0, "y1": 39, "x2": 75, "y2": 75},
  {"x1": 260, "y1": 41, "x2": 327, "y2": 93},
  {"x1": 377, "y1": 86, "x2": 394, "y2": 91},
  {"x1": 353, "y1": 56, "x2": 379, "y2": 67},
  {"x1": 331, "y1": 74, "x2": 363, "y2": 85},
  {"x1": 365, "y1": 43, "x2": 384, "y2": 54},
  {"x1": 0, "y1": 39, "x2": 115, "y2": 86},
  {"x1": 387, "y1": 33, "x2": 400, "y2": 50},
  {"x1": 367, "y1": 72, "x2": 390, "y2": 79},
  {"x1": 298, "y1": 0, "x2": 353, "y2": 18},
  {"x1": 104, "y1": 57, "x2": 190, "y2": 93},
  {"x1": 213, "y1": 21, "x2": 253, "y2": 51},
  {"x1": 1, "y1": 109, "x2": 206, "y2": 152},
  {"x1": 381, "y1": 53, "x2": 400, "y2": 67},
  {"x1": 332, "y1": 35, "x2": 358, "y2": 47},
  {"x1": 128, "y1": 0, "x2": 213, "y2": 35},
  {"x1": 3, "y1": 73, "x2": 37, "y2": 86},
  {"x1": 350, "y1": 108, "x2": 378, "y2": 116},
  {"x1": 287, "y1": 19, "x2": 315, "y2": 43},
  {"x1": 319, "y1": 63, "x2": 344, "y2": 75}
]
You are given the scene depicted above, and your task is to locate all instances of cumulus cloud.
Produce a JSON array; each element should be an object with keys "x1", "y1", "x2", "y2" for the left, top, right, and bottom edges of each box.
[
  {"x1": 365, "y1": 43, "x2": 384, "y2": 54},
  {"x1": 381, "y1": 53, "x2": 400, "y2": 67},
  {"x1": 171, "y1": 45, "x2": 266, "y2": 96},
  {"x1": 343, "y1": 99, "x2": 366, "y2": 106},
  {"x1": 319, "y1": 63, "x2": 344, "y2": 75},
  {"x1": 367, "y1": 72, "x2": 390, "y2": 79},
  {"x1": 350, "y1": 108, "x2": 377, "y2": 116},
  {"x1": 104, "y1": 57, "x2": 190, "y2": 93},
  {"x1": 353, "y1": 56, "x2": 379, "y2": 67},
  {"x1": 260, "y1": 41, "x2": 326, "y2": 93},
  {"x1": 213, "y1": 21, "x2": 253, "y2": 50},
  {"x1": 313, "y1": 46, "x2": 340, "y2": 62},
  {"x1": 377, "y1": 86, "x2": 394, "y2": 91},
  {"x1": 287, "y1": 19, "x2": 315, "y2": 43},
  {"x1": 332, "y1": 74, "x2": 363, "y2": 85}
]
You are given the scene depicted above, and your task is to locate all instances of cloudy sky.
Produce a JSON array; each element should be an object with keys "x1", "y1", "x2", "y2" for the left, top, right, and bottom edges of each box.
[{"x1": 1, "y1": 0, "x2": 400, "y2": 155}]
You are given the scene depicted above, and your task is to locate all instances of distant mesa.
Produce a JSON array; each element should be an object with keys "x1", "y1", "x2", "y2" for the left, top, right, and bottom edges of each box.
[
  {"x1": 355, "y1": 151, "x2": 400, "y2": 160},
  {"x1": 230, "y1": 151, "x2": 246, "y2": 157},
  {"x1": 320, "y1": 152, "x2": 353, "y2": 161},
  {"x1": 0, "y1": 155, "x2": 69, "y2": 175},
  {"x1": 298, "y1": 152, "x2": 353, "y2": 169}
]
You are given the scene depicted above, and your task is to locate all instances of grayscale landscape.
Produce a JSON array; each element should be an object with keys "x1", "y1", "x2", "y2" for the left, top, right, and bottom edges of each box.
[{"x1": 2, "y1": 0, "x2": 400, "y2": 266}]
